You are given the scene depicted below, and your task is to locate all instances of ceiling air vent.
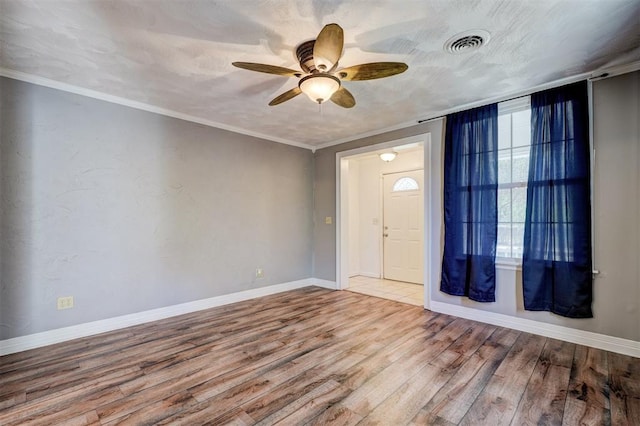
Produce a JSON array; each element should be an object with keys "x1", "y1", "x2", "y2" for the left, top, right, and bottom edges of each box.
[{"x1": 444, "y1": 30, "x2": 490, "y2": 54}]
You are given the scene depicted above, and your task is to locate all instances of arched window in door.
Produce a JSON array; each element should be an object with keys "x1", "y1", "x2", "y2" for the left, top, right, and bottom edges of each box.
[{"x1": 392, "y1": 176, "x2": 419, "y2": 192}]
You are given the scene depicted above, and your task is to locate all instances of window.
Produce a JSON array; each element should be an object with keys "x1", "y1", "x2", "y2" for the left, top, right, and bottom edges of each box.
[
  {"x1": 497, "y1": 97, "x2": 531, "y2": 259},
  {"x1": 392, "y1": 177, "x2": 419, "y2": 192}
]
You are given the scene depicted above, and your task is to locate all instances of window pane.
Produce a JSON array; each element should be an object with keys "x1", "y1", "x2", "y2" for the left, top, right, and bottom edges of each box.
[
  {"x1": 512, "y1": 146, "x2": 530, "y2": 182},
  {"x1": 498, "y1": 149, "x2": 511, "y2": 184},
  {"x1": 498, "y1": 114, "x2": 511, "y2": 149},
  {"x1": 512, "y1": 223, "x2": 525, "y2": 259},
  {"x1": 512, "y1": 186, "x2": 527, "y2": 223},
  {"x1": 498, "y1": 188, "x2": 511, "y2": 222},
  {"x1": 496, "y1": 100, "x2": 531, "y2": 259},
  {"x1": 392, "y1": 177, "x2": 419, "y2": 192},
  {"x1": 512, "y1": 109, "x2": 531, "y2": 147},
  {"x1": 497, "y1": 224, "x2": 512, "y2": 258}
]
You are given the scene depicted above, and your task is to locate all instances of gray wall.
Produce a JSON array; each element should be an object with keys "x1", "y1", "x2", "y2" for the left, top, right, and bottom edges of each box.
[
  {"x1": 2, "y1": 71, "x2": 636, "y2": 342},
  {"x1": 0, "y1": 77, "x2": 313, "y2": 340},
  {"x1": 314, "y1": 71, "x2": 640, "y2": 341},
  {"x1": 591, "y1": 71, "x2": 640, "y2": 339}
]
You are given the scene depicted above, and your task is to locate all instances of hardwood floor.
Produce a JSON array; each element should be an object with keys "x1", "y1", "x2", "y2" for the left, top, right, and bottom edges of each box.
[{"x1": 1, "y1": 286, "x2": 638, "y2": 425}]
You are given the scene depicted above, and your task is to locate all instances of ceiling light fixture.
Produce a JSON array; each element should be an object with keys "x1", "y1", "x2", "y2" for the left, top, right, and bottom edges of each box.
[
  {"x1": 379, "y1": 152, "x2": 397, "y2": 162},
  {"x1": 298, "y1": 74, "x2": 341, "y2": 104}
]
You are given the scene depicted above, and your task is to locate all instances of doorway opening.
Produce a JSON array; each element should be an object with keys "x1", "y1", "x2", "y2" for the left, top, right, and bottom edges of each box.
[{"x1": 336, "y1": 133, "x2": 431, "y2": 308}]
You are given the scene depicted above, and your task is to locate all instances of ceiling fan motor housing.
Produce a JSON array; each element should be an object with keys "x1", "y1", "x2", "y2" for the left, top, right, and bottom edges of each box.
[{"x1": 296, "y1": 40, "x2": 317, "y2": 73}]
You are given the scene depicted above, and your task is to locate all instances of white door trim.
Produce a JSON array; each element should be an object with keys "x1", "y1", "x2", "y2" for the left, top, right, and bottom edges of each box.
[{"x1": 335, "y1": 133, "x2": 432, "y2": 309}]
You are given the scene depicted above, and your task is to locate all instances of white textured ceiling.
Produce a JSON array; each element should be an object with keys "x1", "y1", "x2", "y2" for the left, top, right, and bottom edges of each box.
[{"x1": 1, "y1": 0, "x2": 639, "y2": 148}]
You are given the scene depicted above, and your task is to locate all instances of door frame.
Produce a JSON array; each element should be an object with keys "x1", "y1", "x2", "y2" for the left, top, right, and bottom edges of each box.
[{"x1": 335, "y1": 133, "x2": 432, "y2": 309}]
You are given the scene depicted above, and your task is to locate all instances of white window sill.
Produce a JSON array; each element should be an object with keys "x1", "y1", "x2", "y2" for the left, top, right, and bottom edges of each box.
[{"x1": 496, "y1": 257, "x2": 522, "y2": 271}]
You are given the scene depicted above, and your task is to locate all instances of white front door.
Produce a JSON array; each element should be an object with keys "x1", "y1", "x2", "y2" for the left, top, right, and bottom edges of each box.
[{"x1": 383, "y1": 170, "x2": 424, "y2": 284}]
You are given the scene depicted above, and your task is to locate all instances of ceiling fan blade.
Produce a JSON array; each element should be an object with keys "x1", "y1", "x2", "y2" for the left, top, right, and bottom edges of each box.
[
  {"x1": 269, "y1": 87, "x2": 302, "y2": 106},
  {"x1": 232, "y1": 62, "x2": 301, "y2": 78},
  {"x1": 337, "y1": 62, "x2": 408, "y2": 81},
  {"x1": 313, "y1": 23, "x2": 344, "y2": 72},
  {"x1": 331, "y1": 87, "x2": 356, "y2": 108}
]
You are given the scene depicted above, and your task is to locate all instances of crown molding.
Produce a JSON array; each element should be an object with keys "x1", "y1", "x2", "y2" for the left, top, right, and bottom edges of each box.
[{"x1": 0, "y1": 68, "x2": 315, "y2": 151}]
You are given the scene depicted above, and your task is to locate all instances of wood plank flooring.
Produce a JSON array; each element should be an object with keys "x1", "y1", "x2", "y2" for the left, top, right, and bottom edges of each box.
[{"x1": 1, "y1": 286, "x2": 638, "y2": 425}]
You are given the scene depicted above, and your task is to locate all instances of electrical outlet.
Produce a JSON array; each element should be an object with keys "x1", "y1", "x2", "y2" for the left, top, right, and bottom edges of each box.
[
  {"x1": 57, "y1": 296, "x2": 74, "y2": 310},
  {"x1": 256, "y1": 268, "x2": 264, "y2": 278}
]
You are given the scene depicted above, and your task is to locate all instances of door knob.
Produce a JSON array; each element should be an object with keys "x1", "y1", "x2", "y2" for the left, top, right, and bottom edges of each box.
[{"x1": 383, "y1": 233, "x2": 389, "y2": 237}]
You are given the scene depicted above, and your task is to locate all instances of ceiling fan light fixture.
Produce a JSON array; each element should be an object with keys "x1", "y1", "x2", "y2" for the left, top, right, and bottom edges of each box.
[
  {"x1": 379, "y1": 152, "x2": 397, "y2": 162},
  {"x1": 299, "y1": 74, "x2": 341, "y2": 104},
  {"x1": 233, "y1": 24, "x2": 407, "y2": 108}
]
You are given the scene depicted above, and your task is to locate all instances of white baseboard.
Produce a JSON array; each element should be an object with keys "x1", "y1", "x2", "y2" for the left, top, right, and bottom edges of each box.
[
  {"x1": 312, "y1": 279, "x2": 337, "y2": 290},
  {"x1": 1, "y1": 278, "x2": 331, "y2": 356},
  {"x1": 10, "y1": 282, "x2": 633, "y2": 358},
  {"x1": 357, "y1": 272, "x2": 381, "y2": 279},
  {"x1": 430, "y1": 301, "x2": 640, "y2": 358}
]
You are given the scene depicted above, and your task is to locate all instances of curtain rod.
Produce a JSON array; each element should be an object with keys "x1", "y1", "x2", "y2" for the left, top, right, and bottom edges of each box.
[
  {"x1": 416, "y1": 61, "x2": 640, "y2": 124},
  {"x1": 416, "y1": 73, "x2": 590, "y2": 124}
]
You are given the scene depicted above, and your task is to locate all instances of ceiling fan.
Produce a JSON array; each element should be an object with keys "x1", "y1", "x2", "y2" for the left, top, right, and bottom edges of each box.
[{"x1": 232, "y1": 23, "x2": 408, "y2": 108}]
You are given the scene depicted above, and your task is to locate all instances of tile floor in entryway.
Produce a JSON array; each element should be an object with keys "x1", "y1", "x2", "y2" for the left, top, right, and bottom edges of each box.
[{"x1": 347, "y1": 275, "x2": 424, "y2": 306}]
